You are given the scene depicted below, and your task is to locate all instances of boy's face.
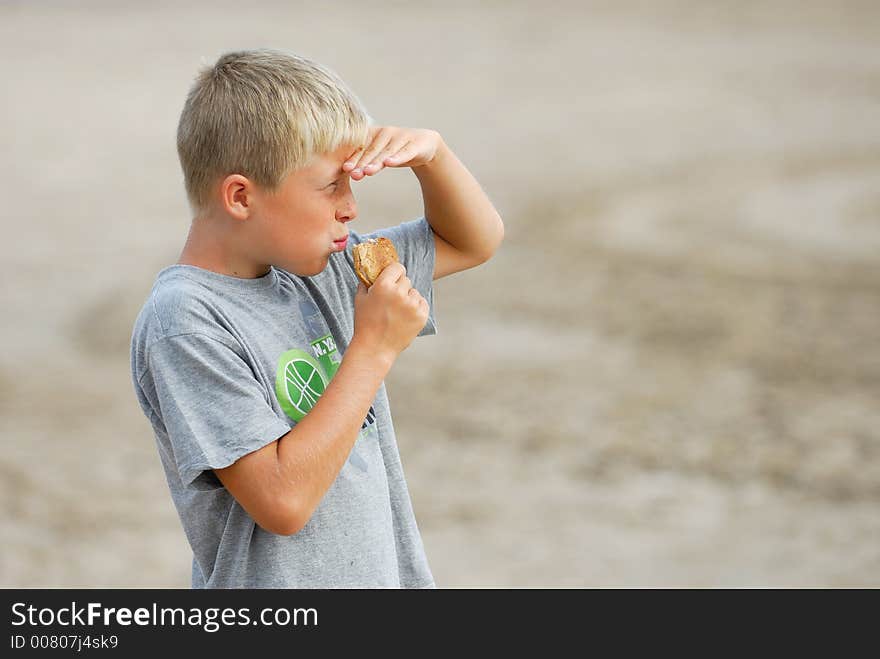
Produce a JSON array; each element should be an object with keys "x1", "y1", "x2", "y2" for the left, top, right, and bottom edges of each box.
[{"x1": 251, "y1": 144, "x2": 358, "y2": 276}]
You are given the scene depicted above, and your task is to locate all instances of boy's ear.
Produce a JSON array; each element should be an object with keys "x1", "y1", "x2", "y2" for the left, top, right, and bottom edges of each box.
[{"x1": 219, "y1": 174, "x2": 253, "y2": 221}]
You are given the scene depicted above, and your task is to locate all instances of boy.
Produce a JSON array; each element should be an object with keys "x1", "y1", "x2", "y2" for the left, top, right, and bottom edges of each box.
[{"x1": 129, "y1": 49, "x2": 503, "y2": 588}]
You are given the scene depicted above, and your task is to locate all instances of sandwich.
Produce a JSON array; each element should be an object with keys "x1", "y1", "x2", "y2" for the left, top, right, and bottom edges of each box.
[{"x1": 352, "y1": 237, "x2": 399, "y2": 288}]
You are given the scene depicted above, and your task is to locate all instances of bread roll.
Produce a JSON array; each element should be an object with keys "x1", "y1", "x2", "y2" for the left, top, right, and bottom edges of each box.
[{"x1": 352, "y1": 237, "x2": 399, "y2": 288}]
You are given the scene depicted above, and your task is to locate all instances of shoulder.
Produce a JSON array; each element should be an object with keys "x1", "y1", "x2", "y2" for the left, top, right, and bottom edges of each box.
[
  {"x1": 146, "y1": 271, "x2": 225, "y2": 338},
  {"x1": 131, "y1": 269, "x2": 237, "y2": 379},
  {"x1": 358, "y1": 216, "x2": 433, "y2": 248}
]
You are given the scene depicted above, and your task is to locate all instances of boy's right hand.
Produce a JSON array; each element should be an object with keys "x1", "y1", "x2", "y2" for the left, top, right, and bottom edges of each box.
[{"x1": 352, "y1": 262, "x2": 429, "y2": 363}]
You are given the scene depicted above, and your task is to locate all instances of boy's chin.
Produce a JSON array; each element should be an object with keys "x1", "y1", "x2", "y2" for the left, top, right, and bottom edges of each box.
[{"x1": 276, "y1": 256, "x2": 330, "y2": 277}]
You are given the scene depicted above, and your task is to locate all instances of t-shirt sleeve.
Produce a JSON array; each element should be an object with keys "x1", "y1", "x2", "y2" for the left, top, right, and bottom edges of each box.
[
  {"x1": 143, "y1": 332, "x2": 292, "y2": 488},
  {"x1": 362, "y1": 216, "x2": 437, "y2": 337}
]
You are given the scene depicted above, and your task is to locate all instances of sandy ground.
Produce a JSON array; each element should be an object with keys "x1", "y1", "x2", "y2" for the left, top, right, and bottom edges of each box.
[{"x1": 1, "y1": 1, "x2": 879, "y2": 587}]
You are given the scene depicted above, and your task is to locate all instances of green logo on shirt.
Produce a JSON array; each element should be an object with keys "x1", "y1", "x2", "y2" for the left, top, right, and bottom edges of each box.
[
  {"x1": 274, "y1": 338, "x2": 377, "y2": 472},
  {"x1": 310, "y1": 333, "x2": 341, "y2": 380},
  {"x1": 275, "y1": 349, "x2": 328, "y2": 422}
]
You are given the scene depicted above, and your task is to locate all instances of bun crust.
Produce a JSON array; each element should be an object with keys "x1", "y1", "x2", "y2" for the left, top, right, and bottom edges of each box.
[{"x1": 352, "y1": 237, "x2": 399, "y2": 287}]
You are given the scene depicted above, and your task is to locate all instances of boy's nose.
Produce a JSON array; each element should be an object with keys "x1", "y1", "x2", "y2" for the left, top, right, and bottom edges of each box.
[{"x1": 336, "y1": 199, "x2": 357, "y2": 223}]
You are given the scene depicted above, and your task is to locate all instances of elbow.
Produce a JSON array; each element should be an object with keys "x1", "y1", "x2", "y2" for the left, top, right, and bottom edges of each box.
[
  {"x1": 254, "y1": 498, "x2": 311, "y2": 537},
  {"x1": 267, "y1": 517, "x2": 307, "y2": 538},
  {"x1": 476, "y1": 212, "x2": 505, "y2": 264},
  {"x1": 493, "y1": 213, "x2": 505, "y2": 253},
  {"x1": 273, "y1": 523, "x2": 307, "y2": 538}
]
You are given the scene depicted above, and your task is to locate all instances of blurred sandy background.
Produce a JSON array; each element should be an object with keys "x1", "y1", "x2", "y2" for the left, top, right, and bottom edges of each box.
[{"x1": 2, "y1": 0, "x2": 879, "y2": 587}]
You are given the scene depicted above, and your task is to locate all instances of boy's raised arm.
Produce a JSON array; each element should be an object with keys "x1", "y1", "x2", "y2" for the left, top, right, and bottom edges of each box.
[{"x1": 343, "y1": 126, "x2": 505, "y2": 280}]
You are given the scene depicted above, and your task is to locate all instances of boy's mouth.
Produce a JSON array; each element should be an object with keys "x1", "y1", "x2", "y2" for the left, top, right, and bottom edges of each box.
[{"x1": 332, "y1": 236, "x2": 349, "y2": 251}]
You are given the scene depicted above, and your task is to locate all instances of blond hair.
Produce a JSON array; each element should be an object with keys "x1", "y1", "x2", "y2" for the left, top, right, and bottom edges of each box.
[{"x1": 176, "y1": 49, "x2": 372, "y2": 212}]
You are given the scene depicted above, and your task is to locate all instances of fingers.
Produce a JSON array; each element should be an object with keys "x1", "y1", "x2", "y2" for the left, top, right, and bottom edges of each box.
[
  {"x1": 373, "y1": 261, "x2": 406, "y2": 286},
  {"x1": 384, "y1": 141, "x2": 414, "y2": 166},
  {"x1": 401, "y1": 278, "x2": 426, "y2": 317},
  {"x1": 343, "y1": 146, "x2": 366, "y2": 173},
  {"x1": 344, "y1": 127, "x2": 410, "y2": 179},
  {"x1": 371, "y1": 262, "x2": 422, "y2": 306},
  {"x1": 412, "y1": 288, "x2": 429, "y2": 319},
  {"x1": 345, "y1": 126, "x2": 391, "y2": 177}
]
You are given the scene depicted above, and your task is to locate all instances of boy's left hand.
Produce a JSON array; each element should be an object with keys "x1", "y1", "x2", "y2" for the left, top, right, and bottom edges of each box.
[{"x1": 343, "y1": 126, "x2": 442, "y2": 181}]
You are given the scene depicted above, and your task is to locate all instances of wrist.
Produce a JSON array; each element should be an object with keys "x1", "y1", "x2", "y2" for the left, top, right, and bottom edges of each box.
[
  {"x1": 346, "y1": 336, "x2": 396, "y2": 376},
  {"x1": 414, "y1": 132, "x2": 448, "y2": 174}
]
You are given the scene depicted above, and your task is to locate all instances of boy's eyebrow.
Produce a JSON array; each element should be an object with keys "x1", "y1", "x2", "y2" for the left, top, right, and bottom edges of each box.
[{"x1": 308, "y1": 169, "x2": 342, "y2": 186}]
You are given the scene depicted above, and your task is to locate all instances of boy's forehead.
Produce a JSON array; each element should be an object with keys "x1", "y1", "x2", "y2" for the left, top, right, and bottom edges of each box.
[{"x1": 309, "y1": 145, "x2": 358, "y2": 178}]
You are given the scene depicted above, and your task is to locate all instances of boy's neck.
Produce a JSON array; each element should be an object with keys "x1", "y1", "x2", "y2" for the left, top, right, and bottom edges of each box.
[{"x1": 177, "y1": 215, "x2": 270, "y2": 279}]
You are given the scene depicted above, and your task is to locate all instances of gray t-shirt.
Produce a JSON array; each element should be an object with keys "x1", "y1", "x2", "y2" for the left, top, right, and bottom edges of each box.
[{"x1": 130, "y1": 217, "x2": 437, "y2": 588}]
